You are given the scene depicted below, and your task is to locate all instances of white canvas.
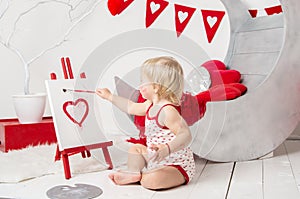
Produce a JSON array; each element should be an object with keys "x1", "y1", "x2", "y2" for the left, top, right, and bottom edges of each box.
[{"x1": 45, "y1": 79, "x2": 107, "y2": 150}]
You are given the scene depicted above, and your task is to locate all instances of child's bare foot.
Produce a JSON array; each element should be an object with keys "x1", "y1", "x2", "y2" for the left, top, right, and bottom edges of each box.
[{"x1": 109, "y1": 171, "x2": 141, "y2": 185}]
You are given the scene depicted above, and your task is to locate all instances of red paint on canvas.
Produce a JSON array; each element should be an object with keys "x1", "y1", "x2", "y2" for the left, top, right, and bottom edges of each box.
[{"x1": 63, "y1": 99, "x2": 89, "y2": 127}]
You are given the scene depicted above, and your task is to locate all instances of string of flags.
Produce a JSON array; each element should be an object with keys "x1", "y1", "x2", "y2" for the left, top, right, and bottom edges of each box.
[
  {"x1": 107, "y1": 0, "x2": 225, "y2": 43},
  {"x1": 107, "y1": 0, "x2": 282, "y2": 43},
  {"x1": 248, "y1": 5, "x2": 282, "y2": 18}
]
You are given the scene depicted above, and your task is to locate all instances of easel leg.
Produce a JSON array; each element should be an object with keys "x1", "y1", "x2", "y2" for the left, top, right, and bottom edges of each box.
[
  {"x1": 55, "y1": 145, "x2": 61, "y2": 161},
  {"x1": 62, "y1": 153, "x2": 71, "y2": 179},
  {"x1": 102, "y1": 147, "x2": 113, "y2": 169}
]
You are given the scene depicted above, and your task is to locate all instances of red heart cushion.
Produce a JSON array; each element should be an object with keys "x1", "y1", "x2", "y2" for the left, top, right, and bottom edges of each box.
[
  {"x1": 201, "y1": 60, "x2": 227, "y2": 71},
  {"x1": 210, "y1": 70, "x2": 241, "y2": 87},
  {"x1": 196, "y1": 83, "x2": 247, "y2": 102}
]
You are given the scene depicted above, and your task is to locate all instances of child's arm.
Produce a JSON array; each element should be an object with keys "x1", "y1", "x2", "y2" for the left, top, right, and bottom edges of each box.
[
  {"x1": 96, "y1": 88, "x2": 151, "y2": 116},
  {"x1": 150, "y1": 106, "x2": 192, "y2": 162}
]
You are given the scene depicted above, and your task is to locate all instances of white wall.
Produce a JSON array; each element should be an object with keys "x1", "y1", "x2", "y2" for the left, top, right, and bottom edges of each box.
[
  {"x1": 0, "y1": 0, "x2": 231, "y2": 119},
  {"x1": 1, "y1": 0, "x2": 287, "y2": 134}
]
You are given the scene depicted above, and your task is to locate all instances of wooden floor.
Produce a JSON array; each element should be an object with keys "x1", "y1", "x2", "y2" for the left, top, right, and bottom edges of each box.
[
  {"x1": 0, "y1": 140, "x2": 300, "y2": 199},
  {"x1": 146, "y1": 140, "x2": 300, "y2": 199}
]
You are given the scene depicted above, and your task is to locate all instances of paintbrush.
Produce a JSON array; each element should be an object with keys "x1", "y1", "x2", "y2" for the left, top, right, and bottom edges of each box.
[{"x1": 62, "y1": 88, "x2": 95, "y2": 94}]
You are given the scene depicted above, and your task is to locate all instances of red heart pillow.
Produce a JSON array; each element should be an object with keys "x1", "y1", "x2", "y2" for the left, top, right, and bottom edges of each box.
[
  {"x1": 201, "y1": 60, "x2": 241, "y2": 86},
  {"x1": 201, "y1": 60, "x2": 227, "y2": 71},
  {"x1": 196, "y1": 83, "x2": 247, "y2": 102}
]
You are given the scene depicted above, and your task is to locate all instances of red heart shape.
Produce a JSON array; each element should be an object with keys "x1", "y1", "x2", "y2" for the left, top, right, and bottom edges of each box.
[{"x1": 63, "y1": 98, "x2": 89, "y2": 127}]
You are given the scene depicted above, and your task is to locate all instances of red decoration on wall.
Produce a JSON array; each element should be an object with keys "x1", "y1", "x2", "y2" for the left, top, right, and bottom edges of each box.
[
  {"x1": 107, "y1": 0, "x2": 135, "y2": 16},
  {"x1": 174, "y1": 4, "x2": 196, "y2": 37},
  {"x1": 63, "y1": 99, "x2": 89, "y2": 127},
  {"x1": 201, "y1": 10, "x2": 225, "y2": 43},
  {"x1": 265, "y1": 5, "x2": 282, "y2": 15},
  {"x1": 248, "y1": 9, "x2": 258, "y2": 18},
  {"x1": 145, "y1": 0, "x2": 169, "y2": 28}
]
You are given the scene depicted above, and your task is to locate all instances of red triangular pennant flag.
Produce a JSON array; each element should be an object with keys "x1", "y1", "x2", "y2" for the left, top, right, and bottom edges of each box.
[
  {"x1": 145, "y1": 0, "x2": 169, "y2": 28},
  {"x1": 201, "y1": 10, "x2": 225, "y2": 43},
  {"x1": 265, "y1": 5, "x2": 282, "y2": 16},
  {"x1": 248, "y1": 9, "x2": 258, "y2": 18},
  {"x1": 107, "y1": 0, "x2": 135, "y2": 16},
  {"x1": 174, "y1": 4, "x2": 196, "y2": 37}
]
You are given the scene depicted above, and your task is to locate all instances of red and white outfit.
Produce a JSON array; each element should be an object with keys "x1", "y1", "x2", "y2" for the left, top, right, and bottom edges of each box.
[{"x1": 145, "y1": 104, "x2": 196, "y2": 183}]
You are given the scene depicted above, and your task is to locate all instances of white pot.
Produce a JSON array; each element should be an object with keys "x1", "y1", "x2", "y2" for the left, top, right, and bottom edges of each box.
[{"x1": 12, "y1": 93, "x2": 47, "y2": 124}]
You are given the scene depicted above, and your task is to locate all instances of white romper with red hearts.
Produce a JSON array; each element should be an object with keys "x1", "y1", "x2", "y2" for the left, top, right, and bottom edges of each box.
[{"x1": 145, "y1": 104, "x2": 195, "y2": 183}]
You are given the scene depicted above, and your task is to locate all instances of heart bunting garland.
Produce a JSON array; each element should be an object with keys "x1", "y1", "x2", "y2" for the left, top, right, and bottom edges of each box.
[
  {"x1": 265, "y1": 5, "x2": 282, "y2": 16},
  {"x1": 174, "y1": 4, "x2": 196, "y2": 37},
  {"x1": 201, "y1": 10, "x2": 225, "y2": 43},
  {"x1": 249, "y1": 5, "x2": 282, "y2": 18},
  {"x1": 145, "y1": 0, "x2": 169, "y2": 28},
  {"x1": 107, "y1": 1, "x2": 282, "y2": 43}
]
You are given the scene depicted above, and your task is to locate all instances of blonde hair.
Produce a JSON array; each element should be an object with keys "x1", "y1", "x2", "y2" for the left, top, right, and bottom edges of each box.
[{"x1": 141, "y1": 56, "x2": 184, "y2": 105}]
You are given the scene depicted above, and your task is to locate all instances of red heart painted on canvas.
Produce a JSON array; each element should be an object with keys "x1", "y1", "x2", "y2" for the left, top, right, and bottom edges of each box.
[{"x1": 63, "y1": 98, "x2": 89, "y2": 127}]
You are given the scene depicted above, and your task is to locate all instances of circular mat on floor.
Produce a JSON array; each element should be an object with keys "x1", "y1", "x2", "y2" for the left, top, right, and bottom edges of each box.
[{"x1": 46, "y1": 183, "x2": 103, "y2": 199}]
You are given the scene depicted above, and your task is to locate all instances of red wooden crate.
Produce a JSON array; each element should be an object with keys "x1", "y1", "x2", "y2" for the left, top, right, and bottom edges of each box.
[{"x1": 0, "y1": 117, "x2": 57, "y2": 152}]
